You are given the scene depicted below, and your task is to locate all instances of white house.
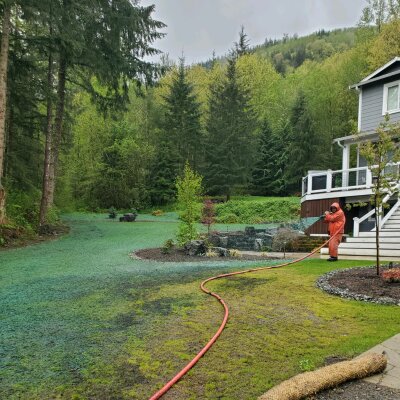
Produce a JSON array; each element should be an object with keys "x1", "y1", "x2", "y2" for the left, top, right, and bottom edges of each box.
[{"x1": 301, "y1": 58, "x2": 400, "y2": 261}]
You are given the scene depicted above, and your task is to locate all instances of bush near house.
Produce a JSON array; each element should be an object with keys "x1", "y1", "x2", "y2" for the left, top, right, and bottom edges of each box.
[
  {"x1": 215, "y1": 197, "x2": 300, "y2": 224},
  {"x1": 381, "y1": 268, "x2": 400, "y2": 283}
]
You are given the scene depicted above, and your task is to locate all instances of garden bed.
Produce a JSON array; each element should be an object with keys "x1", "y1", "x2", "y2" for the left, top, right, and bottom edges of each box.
[
  {"x1": 134, "y1": 247, "x2": 280, "y2": 262},
  {"x1": 317, "y1": 266, "x2": 400, "y2": 305}
]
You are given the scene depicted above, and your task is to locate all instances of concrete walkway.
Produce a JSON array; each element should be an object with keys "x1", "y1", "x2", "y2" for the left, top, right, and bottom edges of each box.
[
  {"x1": 360, "y1": 334, "x2": 400, "y2": 389},
  {"x1": 240, "y1": 251, "x2": 320, "y2": 259}
]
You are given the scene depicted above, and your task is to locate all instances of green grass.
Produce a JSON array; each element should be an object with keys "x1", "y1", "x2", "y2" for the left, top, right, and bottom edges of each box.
[{"x1": 1, "y1": 213, "x2": 399, "y2": 399}]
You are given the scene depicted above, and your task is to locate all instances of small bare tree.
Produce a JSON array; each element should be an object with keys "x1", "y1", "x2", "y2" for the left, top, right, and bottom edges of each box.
[{"x1": 359, "y1": 117, "x2": 400, "y2": 275}]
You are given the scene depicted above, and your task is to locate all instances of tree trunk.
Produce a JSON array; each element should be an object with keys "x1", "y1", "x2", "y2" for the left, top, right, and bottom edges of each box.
[
  {"x1": 41, "y1": 46, "x2": 66, "y2": 224},
  {"x1": 0, "y1": 4, "x2": 11, "y2": 224},
  {"x1": 376, "y1": 198, "x2": 380, "y2": 276},
  {"x1": 39, "y1": 49, "x2": 54, "y2": 226},
  {"x1": 48, "y1": 53, "x2": 66, "y2": 206}
]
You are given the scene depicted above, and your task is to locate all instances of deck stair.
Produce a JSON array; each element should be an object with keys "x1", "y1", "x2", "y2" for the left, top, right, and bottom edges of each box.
[{"x1": 321, "y1": 199, "x2": 400, "y2": 261}]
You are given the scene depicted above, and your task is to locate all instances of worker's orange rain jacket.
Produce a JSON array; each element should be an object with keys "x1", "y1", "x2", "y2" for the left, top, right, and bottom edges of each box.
[{"x1": 324, "y1": 202, "x2": 346, "y2": 235}]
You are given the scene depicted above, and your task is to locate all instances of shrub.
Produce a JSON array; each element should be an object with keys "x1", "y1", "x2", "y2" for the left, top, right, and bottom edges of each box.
[
  {"x1": 152, "y1": 209, "x2": 164, "y2": 216},
  {"x1": 215, "y1": 197, "x2": 300, "y2": 224},
  {"x1": 272, "y1": 228, "x2": 301, "y2": 252},
  {"x1": 161, "y1": 239, "x2": 175, "y2": 254},
  {"x1": 381, "y1": 268, "x2": 400, "y2": 283},
  {"x1": 229, "y1": 249, "x2": 242, "y2": 258},
  {"x1": 217, "y1": 213, "x2": 239, "y2": 224},
  {"x1": 206, "y1": 250, "x2": 218, "y2": 257}
]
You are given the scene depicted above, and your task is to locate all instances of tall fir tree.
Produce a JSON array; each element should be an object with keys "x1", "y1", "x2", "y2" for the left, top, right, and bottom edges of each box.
[
  {"x1": 148, "y1": 135, "x2": 180, "y2": 205},
  {"x1": 148, "y1": 58, "x2": 202, "y2": 205},
  {"x1": 204, "y1": 54, "x2": 256, "y2": 200},
  {"x1": 36, "y1": 0, "x2": 165, "y2": 225},
  {"x1": 234, "y1": 25, "x2": 250, "y2": 57},
  {"x1": 284, "y1": 90, "x2": 322, "y2": 193},
  {"x1": 250, "y1": 119, "x2": 286, "y2": 195},
  {"x1": 163, "y1": 58, "x2": 202, "y2": 170}
]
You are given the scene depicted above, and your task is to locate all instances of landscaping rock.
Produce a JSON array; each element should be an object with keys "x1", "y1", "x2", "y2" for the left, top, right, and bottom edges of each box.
[
  {"x1": 119, "y1": 213, "x2": 137, "y2": 222},
  {"x1": 210, "y1": 247, "x2": 230, "y2": 257},
  {"x1": 184, "y1": 240, "x2": 207, "y2": 256}
]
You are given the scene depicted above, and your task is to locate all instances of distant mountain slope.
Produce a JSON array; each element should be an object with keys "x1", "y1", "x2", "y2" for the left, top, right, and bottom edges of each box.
[
  {"x1": 201, "y1": 28, "x2": 358, "y2": 73},
  {"x1": 253, "y1": 28, "x2": 357, "y2": 73}
]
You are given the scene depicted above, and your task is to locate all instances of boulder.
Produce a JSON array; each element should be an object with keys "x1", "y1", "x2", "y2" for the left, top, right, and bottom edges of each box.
[
  {"x1": 211, "y1": 247, "x2": 230, "y2": 257},
  {"x1": 184, "y1": 240, "x2": 207, "y2": 256}
]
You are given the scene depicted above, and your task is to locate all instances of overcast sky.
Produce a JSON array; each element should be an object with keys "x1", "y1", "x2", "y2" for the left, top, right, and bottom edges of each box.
[{"x1": 140, "y1": 0, "x2": 367, "y2": 64}]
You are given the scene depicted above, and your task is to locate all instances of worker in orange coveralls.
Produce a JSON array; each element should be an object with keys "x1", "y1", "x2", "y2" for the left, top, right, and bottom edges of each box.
[{"x1": 323, "y1": 202, "x2": 346, "y2": 262}]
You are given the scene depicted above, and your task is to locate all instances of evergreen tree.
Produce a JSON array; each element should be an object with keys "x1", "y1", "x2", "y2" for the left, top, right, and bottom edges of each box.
[
  {"x1": 234, "y1": 25, "x2": 250, "y2": 57},
  {"x1": 163, "y1": 58, "x2": 202, "y2": 171},
  {"x1": 284, "y1": 91, "x2": 322, "y2": 193},
  {"x1": 37, "y1": 0, "x2": 165, "y2": 225},
  {"x1": 250, "y1": 119, "x2": 286, "y2": 195},
  {"x1": 148, "y1": 135, "x2": 180, "y2": 205},
  {"x1": 204, "y1": 54, "x2": 256, "y2": 200}
]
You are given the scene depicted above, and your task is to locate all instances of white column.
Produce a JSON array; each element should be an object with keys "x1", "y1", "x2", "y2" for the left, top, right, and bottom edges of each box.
[
  {"x1": 326, "y1": 170, "x2": 332, "y2": 192},
  {"x1": 342, "y1": 144, "x2": 350, "y2": 188},
  {"x1": 307, "y1": 173, "x2": 313, "y2": 194}
]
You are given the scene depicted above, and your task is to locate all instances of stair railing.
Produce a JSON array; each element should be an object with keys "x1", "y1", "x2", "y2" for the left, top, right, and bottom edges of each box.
[{"x1": 353, "y1": 181, "x2": 400, "y2": 237}]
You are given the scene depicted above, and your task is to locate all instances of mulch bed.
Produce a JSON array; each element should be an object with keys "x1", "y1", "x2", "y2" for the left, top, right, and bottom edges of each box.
[
  {"x1": 317, "y1": 266, "x2": 400, "y2": 305},
  {"x1": 328, "y1": 266, "x2": 400, "y2": 301},
  {"x1": 134, "y1": 247, "x2": 279, "y2": 262}
]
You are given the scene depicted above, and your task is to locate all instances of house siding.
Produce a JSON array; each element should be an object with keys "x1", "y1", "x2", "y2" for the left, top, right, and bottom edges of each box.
[{"x1": 361, "y1": 79, "x2": 400, "y2": 132}]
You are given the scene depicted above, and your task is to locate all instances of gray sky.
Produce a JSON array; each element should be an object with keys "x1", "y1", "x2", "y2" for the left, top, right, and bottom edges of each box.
[{"x1": 140, "y1": 0, "x2": 367, "y2": 64}]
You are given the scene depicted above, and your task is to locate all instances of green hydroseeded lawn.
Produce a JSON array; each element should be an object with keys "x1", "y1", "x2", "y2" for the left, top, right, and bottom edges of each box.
[{"x1": 1, "y1": 213, "x2": 398, "y2": 399}]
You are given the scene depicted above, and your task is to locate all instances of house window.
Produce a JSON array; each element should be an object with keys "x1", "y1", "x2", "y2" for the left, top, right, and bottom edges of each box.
[{"x1": 383, "y1": 81, "x2": 400, "y2": 114}]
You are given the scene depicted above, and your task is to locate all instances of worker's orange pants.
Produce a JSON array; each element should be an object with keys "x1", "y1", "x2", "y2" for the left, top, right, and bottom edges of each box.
[{"x1": 329, "y1": 234, "x2": 343, "y2": 258}]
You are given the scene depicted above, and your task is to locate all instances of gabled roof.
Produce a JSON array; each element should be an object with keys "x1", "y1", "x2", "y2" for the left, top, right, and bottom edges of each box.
[
  {"x1": 350, "y1": 57, "x2": 400, "y2": 89},
  {"x1": 361, "y1": 57, "x2": 400, "y2": 82}
]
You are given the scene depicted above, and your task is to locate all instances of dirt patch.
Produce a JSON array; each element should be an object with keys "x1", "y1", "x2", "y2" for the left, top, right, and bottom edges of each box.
[
  {"x1": 317, "y1": 266, "x2": 400, "y2": 305},
  {"x1": 0, "y1": 224, "x2": 69, "y2": 251},
  {"x1": 133, "y1": 247, "x2": 279, "y2": 262}
]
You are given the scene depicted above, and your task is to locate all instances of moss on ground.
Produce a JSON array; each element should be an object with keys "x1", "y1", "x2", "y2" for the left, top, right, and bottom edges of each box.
[{"x1": 1, "y1": 213, "x2": 399, "y2": 399}]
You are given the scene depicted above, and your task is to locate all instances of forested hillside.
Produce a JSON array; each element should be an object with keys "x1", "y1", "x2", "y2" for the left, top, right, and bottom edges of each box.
[{"x1": 2, "y1": 0, "x2": 400, "y2": 238}]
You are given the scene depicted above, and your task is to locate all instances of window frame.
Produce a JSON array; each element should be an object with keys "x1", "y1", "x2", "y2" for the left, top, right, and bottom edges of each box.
[{"x1": 383, "y1": 80, "x2": 400, "y2": 115}]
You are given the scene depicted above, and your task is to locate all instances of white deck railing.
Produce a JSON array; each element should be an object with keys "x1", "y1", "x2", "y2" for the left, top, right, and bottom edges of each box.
[
  {"x1": 302, "y1": 166, "x2": 372, "y2": 196},
  {"x1": 302, "y1": 163, "x2": 400, "y2": 197}
]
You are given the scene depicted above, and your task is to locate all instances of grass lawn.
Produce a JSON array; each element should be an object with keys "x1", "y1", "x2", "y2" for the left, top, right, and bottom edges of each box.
[{"x1": 1, "y1": 213, "x2": 399, "y2": 399}]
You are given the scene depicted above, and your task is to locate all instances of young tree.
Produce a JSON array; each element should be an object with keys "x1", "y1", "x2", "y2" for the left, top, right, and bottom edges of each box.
[
  {"x1": 176, "y1": 162, "x2": 203, "y2": 245},
  {"x1": 204, "y1": 54, "x2": 256, "y2": 199},
  {"x1": 359, "y1": 118, "x2": 400, "y2": 275},
  {"x1": 201, "y1": 198, "x2": 215, "y2": 235}
]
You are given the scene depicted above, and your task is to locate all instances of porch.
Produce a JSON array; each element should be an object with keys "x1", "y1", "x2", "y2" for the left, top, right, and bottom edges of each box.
[{"x1": 302, "y1": 163, "x2": 400, "y2": 200}]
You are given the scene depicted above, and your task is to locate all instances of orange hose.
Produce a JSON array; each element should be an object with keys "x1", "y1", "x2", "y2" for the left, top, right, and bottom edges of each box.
[{"x1": 149, "y1": 228, "x2": 342, "y2": 400}]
